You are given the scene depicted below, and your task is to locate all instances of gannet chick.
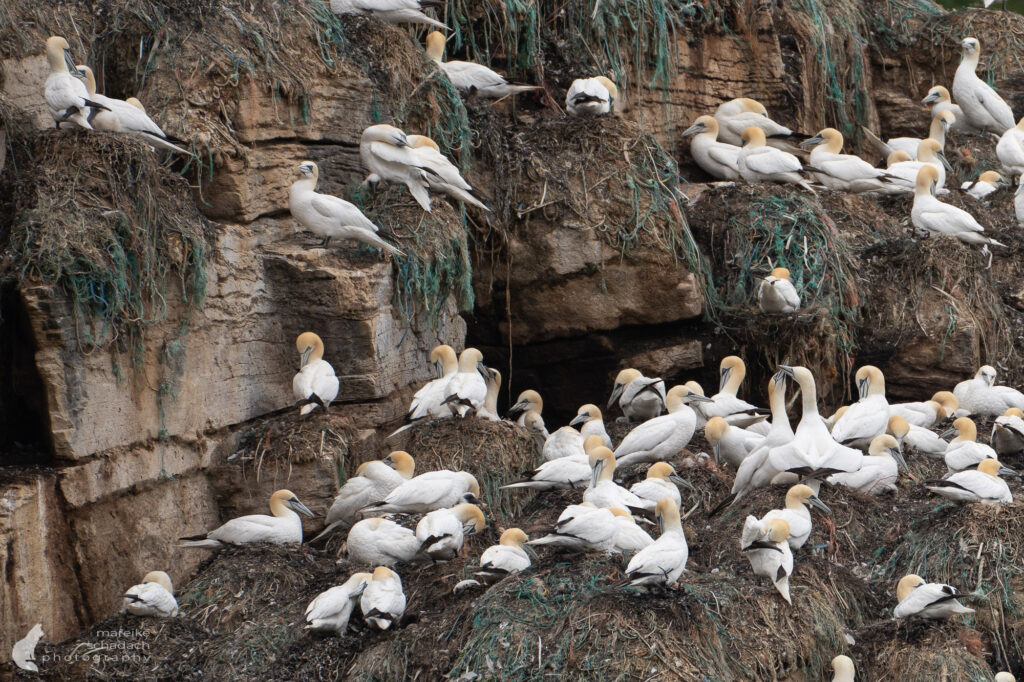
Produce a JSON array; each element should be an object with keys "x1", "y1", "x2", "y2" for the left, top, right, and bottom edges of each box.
[
  {"x1": 361, "y1": 470, "x2": 479, "y2": 514},
  {"x1": 992, "y1": 407, "x2": 1024, "y2": 457},
  {"x1": 757, "y1": 267, "x2": 800, "y2": 313},
  {"x1": 613, "y1": 386, "x2": 710, "y2": 468},
  {"x1": 893, "y1": 574, "x2": 974, "y2": 619},
  {"x1": 887, "y1": 415, "x2": 947, "y2": 459},
  {"x1": 360, "y1": 566, "x2": 406, "y2": 630},
  {"x1": 293, "y1": 332, "x2": 340, "y2": 416},
  {"x1": 997, "y1": 117, "x2": 1024, "y2": 178},
  {"x1": 522, "y1": 410, "x2": 550, "y2": 453},
  {"x1": 305, "y1": 572, "x2": 372, "y2": 634},
  {"x1": 761, "y1": 484, "x2": 830, "y2": 551},
  {"x1": 927, "y1": 458, "x2": 1013, "y2": 504},
  {"x1": 289, "y1": 161, "x2": 401, "y2": 254},
  {"x1": 443, "y1": 348, "x2": 488, "y2": 417},
  {"x1": 475, "y1": 528, "x2": 531, "y2": 583},
  {"x1": 912, "y1": 166, "x2": 1005, "y2": 260},
  {"x1": 705, "y1": 416, "x2": 763, "y2": 469},
  {"x1": 887, "y1": 139, "x2": 950, "y2": 193},
  {"x1": 528, "y1": 502, "x2": 618, "y2": 553},
  {"x1": 360, "y1": 124, "x2": 434, "y2": 211},
  {"x1": 565, "y1": 76, "x2": 617, "y2": 116},
  {"x1": 962, "y1": 170, "x2": 1006, "y2": 200},
  {"x1": 729, "y1": 372, "x2": 796, "y2": 501},
  {"x1": 737, "y1": 127, "x2": 816, "y2": 192},
  {"x1": 705, "y1": 356, "x2": 769, "y2": 428},
  {"x1": 507, "y1": 389, "x2": 544, "y2": 426},
  {"x1": 608, "y1": 368, "x2": 666, "y2": 422},
  {"x1": 569, "y1": 403, "x2": 614, "y2": 449},
  {"x1": 800, "y1": 127, "x2": 898, "y2": 192},
  {"x1": 404, "y1": 344, "x2": 460, "y2": 424},
  {"x1": 11, "y1": 624, "x2": 44, "y2": 673},
  {"x1": 889, "y1": 398, "x2": 946, "y2": 428},
  {"x1": 943, "y1": 417, "x2": 999, "y2": 473},
  {"x1": 713, "y1": 98, "x2": 796, "y2": 148},
  {"x1": 828, "y1": 434, "x2": 906, "y2": 495},
  {"x1": 609, "y1": 508, "x2": 655, "y2": 552},
  {"x1": 625, "y1": 498, "x2": 688, "y2": 586},
  {"x1": 831, "y1": 655, "x2": 856, "y2": 682},
  {"x1": 681, "y1": 115, "x2": 741, "y2": 180},
  {"x1": 831, "y1": 366, "x2": 890, "y2": 449},
  {"x1": 415, "y1": 502, "x2": 486, "y2": 560},
  {"x1": 952, "y1": 37, "x2": 1015, "y2": 134},
  {"x1": 922, "y1": 85, "x2": 975, "y2": 134},
  {"x1": 584, "y1": 447, "x2": 645, "y2": 509},
  {"x1": 477, "y1": 368, "x2": 502, "y2": 421},
  {"x1": 323, "y1": 451, "x2": 416, "y2": 530},
  {"x1": 345, "y1": 518, "x2": 422, "y2": 565},
  {"x1": 629, "y1": 462, "x2": 688, "y2": 508},
  {"x1": 954, "y1": 365, "x2": 1024, "y2": 416},
  {"x1": 180, "y1": 489, "x2": 314, "y2": 548},
  {"x1": 406, "y1": 134, "x2": 489, "y2": 211},
  {"x1": 885, "y1": 111, "x2": 956, "y2": 159},
  {"x1": 425, "y1": 32, "x2": 540, "y2": 99},
  {"x1": 741, "y1": 516, "x2": 793, "y2": 604},
  {"x1": 123, "y1": 571, "x2": 178, "y2": 617},
  {"x1": 44, "y1": 36, "x2": 106, "y2": 130},
  {"x1": 331, "y1": 0, "x2": 446, "y2": 28}
]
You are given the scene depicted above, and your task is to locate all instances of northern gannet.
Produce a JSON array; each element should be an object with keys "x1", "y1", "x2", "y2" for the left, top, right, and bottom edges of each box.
[
  {"x1": 741, "y1": 516, "x2": 793, "y2": 604},
  {"x1": 831, "y1": 655, "x2": 855, "y2": 682},
  {"x1": 289, "y1": 161, "x2": 402, "y2": 254},
  {"x1": 123, "y1": 571, "x2": 179, "y2": 617},
  {"x1": 887, "y1": 415, "x2": 947, "y2": 459},
  {"x1": 584, "y1": 447, "x2": 646, "y2": 509},
  {"x1": 992, "y1": 408, "x2": 1024, "y2": 457},
  {"x1": 405, "y1": 344, "x2": 460, "y2": 422},
  {"x1": 345, "y1": 518, "x2": 422, "y2": 565},
  {"x1": 996, "y1": 117, "x2": 1024, "y2": 177},
  {"x1": 823, "y1": 405, "x2": 850, "y2": 433},
  {"x1": 952, "y1": 37, "x2": 1015, "y2": 134},
  {"x1": 180, "y1": 489, "x2": 314, "y2": 548},
  {"x1": 885, "y1": 111, "x2": 956, "y2": 159},
  {"x1": 565, "y1": 76, "x2": 617, "y2": 116},
  {"x1": 406, "y1": 134, "x2": 489, "y2": 211},
  {"x1": 996, "y1": 674, "x2": 1016, "y2": 682},
  {"x1": 44, "y1": 36, "x2": 106, "y2": 130},
  {"x1": 757, "y1": 267, "x2": 800, "y2": 313},
  {"x1": 305, "y1": 572, "x2": 372, "y2": 633},
  {"x1": 912, "y1": 166, "x2": 1005, "y2": 258},
  {"x1": 629, "y1": 462, "x2": 688, "y2": 508},
  {"x1": 729, "y1": 373, "x2": 796, "y2": 501},
  {"x1": 761, "y1": 484, "x2": 829, "y2": 551},
  {"x1": 501, "y1": 437, "x2": 591, "y2": 490},
  {"x1": 610, "y1": 508, "x2": 655, "y2": 552},
  {"x1": 323, "y1": 451, "x2": 416, "y2": 530},
  {"x1": 361, "y1": 470, "x2": 479, "y2": 514},
  {"x1": 705, "y1": 356, "x2": 770, "y2": 428},
  {"x1": 737, "y1": 127, "x2": 815, "y2": 192},
  {"x1": 831, "y1": 366, "x2": 890, "y2": 449},
  {"x1": 828, "y1": 434, "x2": 906, "y2": 495},
  {"x1": 415, "y1": 502, "x2": 486, "y2": 560},
  {"x1": 893, "y1": 574, "x2": 974, "y2": 619},
  {"x1": 540, "y1": 425, "x2": 585, "y2": 462},
  {"x1": 954, "y1": 365, "x2": 1024, "y2": 416},
  {"x1": 943, "y1": 417, "x2": 1000, "y2": 472},
  {"x1": 927, "y1": 457, "x2": 1013, "y2": 504},
  {"x1": 11, "y1": 624, "x2": 43, "y2": 673},
  {"x1": 713, "y1": 98, "x2": 797, "y2": 148},
  {"x1": 507, "y1": 389, "x2": 544, "y2": 426},
  {"x1": 800, "y1": 127, "x2": 898, "y2": 192},
  {"x1": 922, "y1": 85, "x2": 975, "y2": 134},
  {"x1": 962, "y1": 170, "x2": 1006, "y2": 199},
  {"x1": 625, "y1": 498, "x2": 688, "y2": 586},
  {"x1": 477, "y1": 368, "x2": 502, "y2": 421},
  {"x1": 608, "y1": 368, "x2": 666, "y2": 422},
  {"x1": 527, "y1": 502, "x2": 618, "y2": 553},
  {"x1": 330, "y1": 0, "x2": 446, "y2": 28},
  {"x1": 613, "y1": 386, "x2": 710, "y2": 467},
  {"x1": 889, "y1": 397, "x2": 946, "y2": 428},
  {"x1": 475, "y1": 528, "x2": 531, "y2": 583},
  {"x1": 425, "y1": 32, "x2": 540, "y2": 99},
  {"x1": 569, "y1": 404, "x2": 614, "y2": 449},
  {"x1": 360, "y1": 124, "x2": 434, "y2": 211},
  {"x1": 360, "y1": 566, "x2": 406, "y2": 630},
  {"x1": 681, "y1": 115, "x2": 742, "y2": 181},
  {"x1": 887, "y1": 139, "x2": 950, "y2": 193},
  {"x1": 705, "y1": 416, "x2": 763, "y2": 468},
  {"x1": 443, "y1": 348, "x2": 489, "y2": 417},
  {"x1": 293, "y1": 332, "x2": 340, "y2": 415}
]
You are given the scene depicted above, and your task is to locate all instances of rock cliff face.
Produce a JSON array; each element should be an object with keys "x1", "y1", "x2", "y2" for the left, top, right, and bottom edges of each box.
[{"x1": 1, "y1": 0, "x2": 1024, "y2": 667}]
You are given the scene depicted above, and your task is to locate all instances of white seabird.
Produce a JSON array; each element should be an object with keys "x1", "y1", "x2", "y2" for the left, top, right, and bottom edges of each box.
[
  {"x1": 927, "y1": 457, "x2": 1013, "y2": 504},
  {"x1": 404, "y1": 344, "x2": 460, "y2": 423},
  {"x1": 442, "y1": 347, "x2": 489, "y2": 417},
  {"x1": 713, "y1": 98, "x2": 797, "y2": 149},
  {"x1": 331, "y1": 0, "x2": 446, "y2": 28},
  {"x1": 912, "y1": 166, "x2": 1005, "y2": 259},
  {"x1": 831, "y1": 365, "x2": 890, "y2": 449},
  {"x1": 425, "y1": 32, "x2": 540, "y2": 99},
  {"x1": 289, "y1": 161, "x2": 402, "y2": 254},
  {"x1": 887, "y1": 415, "x2": 947, "y2": 459},
  {"x1": 629, "y1": 461, "x2": 689, "y2": 508},
  {"x1": 360, "y1": 124, "x2": 434, "y2": 211},
  {"x1": 415, "y1": 502, "x2": 486, "y2": 560},
  {"x1": 360, "y1": 470, "x2": 480, "y2": 514},
  {"x1": 179, "y1": 489, "x2": 314, "y2": 548},
  {"x1": 609, "y1": 508, "x2": 655, "y2": 553},
  {"x1": 800, "y1": 127, "x2": 899, "y2": 193},
  {"x1": 885, "y1": 111, "x2": 956, "y2": 159},
  {"x1": 527, "y1": 502, "x2": 618, "y2": 553},
  {"x1": 943, "y1": 417, "x2": 1000, "y2": 473},
  {"x1": 741, "y1": 516, "x2": 793, "y2": 604},
  {"x1": 729, "y1": 372, "x2": 796, "y2": 501},
  {"x1": 889, "y1": 397, "x2": 948, "y2": 428},
  {"x1": 360, "y1": 566, "x2": 406, "y2": 630},
  {"x1": 477, "y1": 368, "x2": 502, "y2": 421},
  {"x1": 954, "y1": 365, "x2": 1024, "y2": 416},
  {"x1": 613, "y1": 385, "x2": 710, "y2": 468},
  {"x1": 323, "y1": 451, "x2": 416, "y2": 531},
  {"x1": 506, "y1": 389, "x2": 544, "y2": 427},
  {"x1": 922, "y1": 85, "x2": 977, "y2": 134},
  {"x1": 992, "y1": 407, "x2": 1024, "y2": 458},
  {"x1": 345, "y1": 518, "x2": 422, "y2": 566},
  {"x1": 828, "y1": 434, "x2": 906, "y2": 495},
  {"x1": 539, "y1": 424, "x2": 585, "y2": 462},
  {"x1": 757, "y1": 267, "x2": 800, "y2": 313},
  {"x1": 996, "y1": 117, "x2": 1024, "y2": 178},
  {"x1": 737, "y1": 127, "x2": 816, "y2": 192},
  {"x1": 565, "y1": 76, "x2": 617, "y2": 116},
  {"x1": 705, "y1": 416, "x2": 763, "y2": 469},
  {"x1": 831, "y1": 655, "x2": 855, "y2": 682},
  {"x1": 292, "y1": 331, "x2": 341, "y2": 416},
  {"x1": 952, "y1": 37, "x2": 1015, "y2": 134},
  {"x1": 760, "y1": 483, "x2": 830, "y2": 551},
  {"x1": 305, "y1": 572, "x2": 372, "y2": 634},
  {"x1": 625, "y1": 498, "x2": 688, "y2": 586},
  {"x1": 406, "y1": 134, "x2": 489, "y2": 211},
  {"x1": 123, "y1": 571, "x2": 179, "y2": 617},
  {"x1": 886, "y1": 138, "x2": 950, "y2": 193},
  {"x1": 608, "y1": 368, "x2": 666, "y2": 422},
  {"x1": 11, "y1": 623, "x2": 44, "y2": 673},
  {"x1": 44, "y1": 36, "x2": 105, "y2": 130},
  {"x1": 681, "y1": 115, "x2": 742, "y2": 181},
  {"x1": 584, "y1": 447, "x2": 646, "y2": 509},
  {"x1": 569, "y1": 403, "x2": 615, "y2": 449},
  {"x1": 475, "y1": 528, "x2": 531, "y2": 583},
  {"x1": 501, "y1": 437, "x2": 591, "y2": 491},
  {"x1": 704, "y1": 356, "x2": 770, "y2": 428},
  {"x1": 893, "y1": 574, "x2": 974, "y2": 619},
  {"x1": 962, "y1": 170, "x2": 1006, "y2": 200}
]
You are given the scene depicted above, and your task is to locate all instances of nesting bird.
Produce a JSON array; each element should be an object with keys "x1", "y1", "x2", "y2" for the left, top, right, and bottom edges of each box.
[
  {"x1": 123, "y1": 571, "x2": 178, "y2": 618},
  {"x1": 893, "y1": 574, "x2": 974, "y2": 619},
  {"x1": 997, "y1": 117, "x2": 1024, "y2": 178},
  {"x1": 757, "y1": 267, "x2": 800, "y2": 313},
  {"x1": 760, "y1": 484, "x2": 829, "y2": 551},
  {"x1": 800, "y1": 127, "x2": 899, "y2": 193},
  {"x1": 625, "y1": 498, "x2": 688, "y2": 586},
  {"x1": 629, "y1": 462, "x2": 688, "y2": 508},
  {"x1": 952, "y1": 37, "x2": 1015, "y2": 134},
  {"x1": 528, "y1": 502, "x2": 618, "y2": 554},
  {"x1": 292, "y1": 332, "x2": 340, "y2": 416},
  {"x1": 828, "y1": 434, "x2": 905, "y2": 495},
  {"x1": 737, "y1": 127, "x2": 815, "y2": 192},
  {"x1": 345, "y1": 518, "x2": 423, "y2": 566},
  {"x1": 330, "y1": 0, "x2": 446, "y2": 28},
  {"x1": 703, "y1": 356, "x2": 769, "y2": 428},
  {"x1": 415, "y1": 502, "x2": 486, "y2": 560},
  {"x1": 922, "y1": 85, "x2": 973, "y2": 134},
  {"x1": 992, "y1": 407, "x2": 1024, "y2": 458},
  {"x1": 476, "y1": 528, "x2": 531, "y2": 583},
  {"x1": 425, "y1": 32, "x2": 540, "y2": 99},
  {"x1": 360, "y1": 469, "x2": 480, "y2": 514},
  {"x1": 741, "y1": 516, "x2": 793, "y2": 604},
  {"x1": 607, "y1": 368, "x2": 666, "y2": 422},
  {"x1": 962, "y1": 170, "x2": 1005, "y2": 200},
  {"x1": 884, "y1": 111, "x2": 955, "y2": 160},
  {"x1": 322, "y1": 451, "x2": 416, "y2": 532},
  {"x1": 360, "y1": 566, "x2": 407, "y2": 630},
  {"x1": 360, "y1": 124, "x2": 435, "y2": 211},
  {"x1": 943, "y1": 417, "x2": 1000, "y2": 473},
  {"x1": 705, "y1": 416, "x2": 763, "y2": 469},
  {"x1": 954, "y1": 365, "x2": 1024, "y2": 416},
  {"x1": 403, "y1": 344, "x2": 460, "y2": 424},
  {"x1": 713, "y1": 98, "x2": 796, "y2": 148},
  {"x1": 180, "y1": 489, "x2": 314, "y2": 548},
  {"x1": 911, "y1": 166, "x2": 1004, "y2": 261},
  {"x1": 305, "y1": 572, "x2": 372, "y2": 634},
  {"x1": 682, "y1": 115, "x2": 741, "y2": 181},
  {"x1": 613, "y1": 385, "x2": 709, "y2": 467},
  {"x1": 584, "y1": 447, "x2": 645, "y2": 509},
  {"x1": 831, "y1": 655, "x2": 856, "y2": 682},
  {"x1": 43, "y1": 36, "x2": 106, "y2": 130},
  {"x1": 406, "y1": 134, "x2": 488, "y2": 211},
  {"x1": 927, "y1": 458, "x2": 1013, "y2": 504},
  {"x1": 830, "y1": 365, "x2": 890, "y2": 450},
  {"x1": 565, "y1": 76, "x2": 617, "y2": 116}
]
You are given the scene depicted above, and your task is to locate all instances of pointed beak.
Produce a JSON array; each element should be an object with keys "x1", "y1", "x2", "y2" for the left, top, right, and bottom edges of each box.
[
  {"x1": 590, "y1": 458, "x2": 604, "y2": 488},
  {"x1": 353, "y1": 581, "x2": 369, "y2": 598},
  {"x1": 922, "y1": 93, "x2": 939, "y2": 104},
  {"x1": 892, "y1": 448, "x2": 908, "y2": 472},
  {"x1": 799, "y1": 134, "x2": 824, "y2": 149},
  {"x1": 476, "y1": 361, "x2": 489, "y2": 381},
  {"x1": 300, "y1": 346, "x2": 313, "y2": 367},
  {"x1": 719, "y1": 367, "x2": 730, "y2": 392},
  {"x1": 999, "y1": 465, "x2": 1019, "y2": 477},
  {"x1": 808, "y1": 495, "x2": 831, "y2": 513},
  {"x1": 857, "y1": 377, "x2": 869, "y2": 400},
  {"x1": 63, "y1": 49, "x2": 82, "y2": 77},
  {"x1": 508, "y1": 399, "x2": 530, "y2": 419},
  {"x1": 937, "y1": 151, "x2": 953, "y2": 172},
  {"x1": 607, "y1": 384, "x2": 624, "y2": 409},
  {"x1": 779, "y1": 365, "x2": 796, "y2": 379},
  {"x1": 391, "y1": 131, "x2": 409, "y2": 147},
  {"x1": 684, "y1": 393, "x2": 714, "y2": 404},
  {"x1": 289, "y1": 498, "x2": 315, "y2": 517},
  {"x1": 940, "y1": 427, "x2": 957, "y2": 439},
  {"x1": 669, "y1": 474, "x2": 697, "y2": 492},
  {"x1": 713, "y1": 442, "x2": 722, "y2": 466},
  {"x1": 569, "y1": 413, "x2": 589, "y2": 428},
  {"x1": 681, "y1": 123, "x2": 704, "y2": 137}
]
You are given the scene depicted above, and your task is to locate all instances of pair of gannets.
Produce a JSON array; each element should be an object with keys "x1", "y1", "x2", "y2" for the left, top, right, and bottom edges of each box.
[
  {"x1": 475, "y1": 528, "x2": 531, "y2": 583},
  {"x1": 889, "y1": 391, "x2": 956, "y2": 428},
  {"x1": 293, "y1": 332, "x2": 340, "y2": 415},
  {"x1": 997, "y1": 118, "x2": 1024, "y2": 177},
  {"x1": 394, "y1": 347, "x2": 488, "y2": 434},
  {"x1": 425, "y1": 32, "x2": 540, "y2": 99},
  {"x1": 962, "y1": 170, "x2": 1006, "y2": 199},
  {"x1": 911, "y1": 166, "x2": 1005, "y2": 261},
  {"x1": 682, "y1": 115, "x2": 741, "y2": 181},
  {"x1": 43, "y1": 36, "x2": 108, "y2": 130},
  {"x1": 322, "y1": 451, "x2": 416, "y2": 531},
  {"x1": 992, "y1": 407, "x2": 1024, "y2": 457},
  {"x1": 954, "y1": 365, "x2": 1024, "y2": 416},
  {"x1": 360, "y1": 125, "x2": 486, "y2": 212},
  {"x1": 737, "y1": 127, "x2": 816, "y2": 192},
  {"x1": 927, "y1": 458, "x2": 1013, "y2": 504},
  {"x1": 507, "y1": 389, "x2": 544, "y2": 427},
  {"x1": 331, "y1": 0, "x2": 445, "y2": 28},
  {"x1": 613, "y1": 386, "x2": 710, "y2": 467},
  {"x1": 800, "y1": 128, "x2": 901, "y2": 193},
  {"x1": 761, "y1": 484, "x2": 829, "y2": 551},
  {"x1": 123, "y1": 571, "x2": 178, "y2": 617},
  {"x1": 741, "y1": 516, "x2": 793, "y2": 603},
  {"x1": 893, "y1": 574, "x2": 974, "y2": 619},
  {"x1": 180, "y1": 489, "x2": 315, "y2": 548},
  {"x1": 831, "y1": 366, "x2": 889, "y2": 449},
  {"x1": 713, "y1": 98, "x2": 797, "y2": 149},
  {"x1": 828, "y1": 434, "x2": 906, "y2": 495},
  {"x1": 289, "y1": 162, "x2": 402, "y2": 254},
  {"x1": 952, "y1": 37, "x2": 1015, "y2": 135},
  {"x1": 757, "y1": 267, "x2": 800, "y2": 313},
  {"x1": 565, "y1": 76, "x2": 618, "y2": 116},
  {"x1": 922, "y1": 86, "x2": 976, "y2": 135},
  {"x1": 884, "y1": 111, "x2": 956, "y2": 160},
  {"x1": 608, "y1": 368, "x2": 666, "y2": 422},
  {"x1": 625, "y1": 498, "x2": 688, "y2": 586},
  {"x1": 306, "y1": 566, "x2": 407, "y2": 632}
]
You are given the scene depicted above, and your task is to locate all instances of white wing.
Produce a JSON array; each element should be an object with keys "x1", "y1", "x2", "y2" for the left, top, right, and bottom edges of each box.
[{"x1": 310, "y1": 194, "x2": 380, "y2": 231}]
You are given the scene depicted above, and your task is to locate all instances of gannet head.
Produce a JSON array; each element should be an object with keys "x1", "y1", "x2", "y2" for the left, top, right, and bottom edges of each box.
[
  {"x1": 786, "y1": 484, "x2": 830, "y2": 513},
  {"x1": 125, "y1": 97, "x2": 146, "y2": 112},
  {"x1": 76, "y1": 65, "x2": 97, "y2": 97},
  {"x1": 994, "y1": 673, "x2": 1016, "y2": 682},
  {"x1": 855, "y1": 365, "x2": 885, "y2": 399},
  {"x1": 646, "y1": 462, "x2": 675, "y2": 481},
  {"x1": 372, "y1": 566, "x2": 398, "y2": 582},
  {"x1": 741, "y1": 126, "x2": 767, "y2": 148},
  {"x1": 297, "y1": 161, "x2": 319, "y2": 183},
  {"x1": 588, "y1": 446, "x2": 616, "y2": 485},
  {"x1": 407, "y1": 134, "x2": 440, "y2": 152},
  {"x1": 1005, "y1": 408, "x2": 1024, "y2": 418},
  {"x1": 922, "y1": 85, "x2": 951, "y2": 105},
  {"x1": 682, "y1": 115, "x2": 718, "y2": 138},
  {"x1": 917, "y1": 139, "x2": 951, "y2": 171},
  {"x1": 654, "y1": 497, "x2": 681, "y2": 534},
  {"x1": 454, "y1": 503, "x2": 487, "y2": 534},
  {"x1": 667, "y1": 384, "x2": 712, "y2": 412},
  {"x1": 295, "y1": 331, "x2": 325, "y2": 367},
  {"x1": 764, "y1": 518, "x2": 790, "y2": 543},
  {"x1": 961, "y1": 37, "x2": 980, "y2": 57},
  {"x1": 886, "y1": 150, "x2": 912, "y2": 168},
  {"x1": 719, "y1": 355, "x2": 746, "y2": 391},
  {"x1": 704, "y1": 416, "x2": 729, "y2": 465},
  {"x1": 594, "y1": 76, "x2": 618, "y2": 100},
  {"x1": 684, "y1": 380, "x2": 705, "y2": 396},
  {"x1": 570, "y1": 404, "x2": 602, "y2": 427},
  {"x1": 270, "y1": 489, "x2": 315, "y2": 517},
  {"x1": 739, "y1": 97, "x2": 768, "y2": 115},
  {"x1": 915, "y1": 164, "x2": 940, "y2": 195},
  {"x1": 896, "y1": 574, "x2": 925, "y2": 602},
  {"x1": 769, "y1": 267, "x2": 791, "y2": 280},
  {"x1": 947, "y1": 417, "x2": 978, "y2": 443},
  {"x1": 383, "y1": 451, "x2": 416, "y2": 478},
  {"x1": 429, "y1": 344, "x2": 458, "y2": 376},
  {"x1": 499, "y1": 528, "x2": 528, "y2": 546},
  {"x1": 583, "y1": 434, "x2": 606, "y2": 453},
  {"x1": 362, "y1": 124, "x2": 409, "y2": 148},
  {"x1": 608, "y1": 368, "x2": 643, "y2": 408},
  {"x1": 510, "y1": 389, "x2": 544, "y2": 417},
  {"x1": 936, "y1": 110, "x2": 956, "y2": 131},
  {"x1": 931, "y1": 390, "x2": 959, "y2": 416},
  {"x1": 141, "y1": 571, "x2": 174, "y2": 594},
  {"x1": 978, "y1": 170, "x2": 1005, "y2": 187},
  {"x1": 463, "y1": 473, "x2": 482, "y2": 498},
  {"x1": 457, "y1": 347, "x2": 486, "y2": 378},
  {"x1": 977, "y1": 365, "x2": 997, "y2": 385},
  {"x1": 46, "y1": 36, "x2": 79, "y2": 76},
  {"x1": 977, "y1": 457, "x2": 1012, "y2": 478},
  {"x1": 799, "y1": 127, "x2": 842, "y2": 152},
  {"x1": 887, "y1": 415, "x2": 910, "y2": 441},
  {"x1": 869, "y1": 434, "x2": 907, "y2": 470},
  {"x1": 425, "y1": 31, "x2": 446, "y2": 61},
  {"x1": 778, "y1": 365, "x2": 814, "y2": 393},
  {"x1": 831, "y1": 655, "x2": 855, "y2": 680}
]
